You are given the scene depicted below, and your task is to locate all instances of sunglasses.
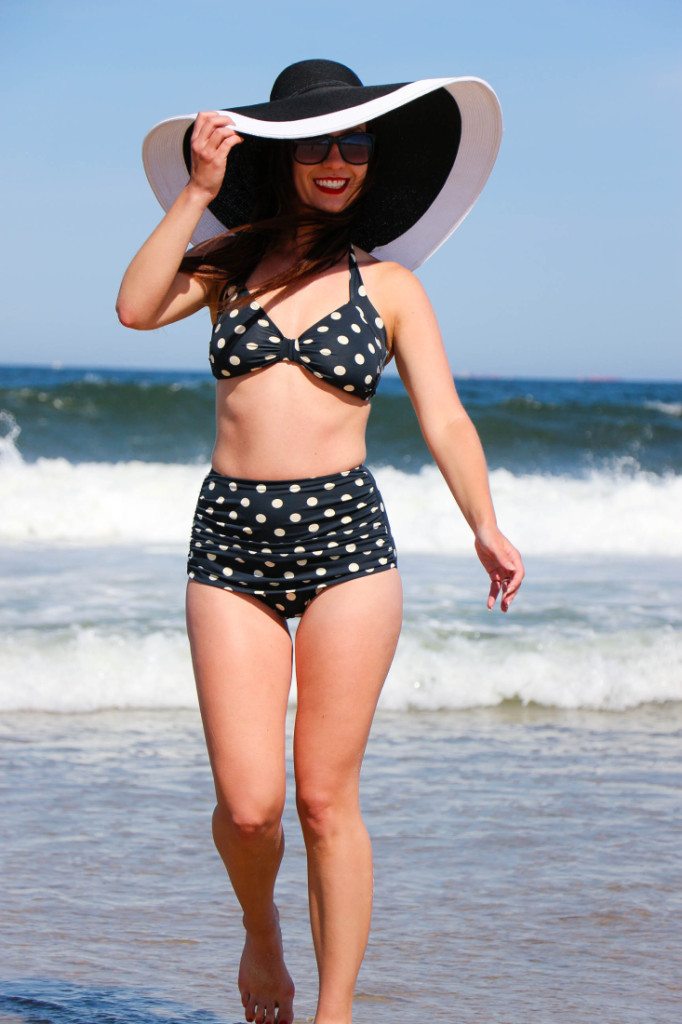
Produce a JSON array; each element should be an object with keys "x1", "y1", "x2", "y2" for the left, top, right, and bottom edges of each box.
[{"x1": 291, "y1": 132, "x2": 375, "y2": 165}]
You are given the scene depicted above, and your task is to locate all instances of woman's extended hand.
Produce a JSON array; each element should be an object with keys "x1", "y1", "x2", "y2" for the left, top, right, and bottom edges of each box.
[
  {"x1": 187, "y1": 112, "x2": 244, "y2": 203},
  {"x1": 474, "y1": 525, "x2": 525, "y2": 613}
]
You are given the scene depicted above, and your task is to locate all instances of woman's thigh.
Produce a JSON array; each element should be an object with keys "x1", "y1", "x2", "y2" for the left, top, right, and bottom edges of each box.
[
  {"x1": 292, "y1": 568, "x2": 403, "y2": 808},
  {"x1": 186, "y1": 581, "x2": 294, "y2": 819}
]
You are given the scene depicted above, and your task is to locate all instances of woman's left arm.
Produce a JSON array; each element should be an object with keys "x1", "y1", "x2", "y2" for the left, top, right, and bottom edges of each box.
[{"x1": 387, "y1": 266, "x2": 524, "y2": 612}]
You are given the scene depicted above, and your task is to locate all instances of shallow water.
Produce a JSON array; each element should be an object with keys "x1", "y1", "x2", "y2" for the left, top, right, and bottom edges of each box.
[{"x1": 2, "y1": 704, "x2": 681, "y2": 1023}]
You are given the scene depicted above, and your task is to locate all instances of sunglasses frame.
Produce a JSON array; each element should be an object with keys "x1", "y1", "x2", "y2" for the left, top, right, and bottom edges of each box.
[{"x1": 291, "y1": 132, "x2": 375, "y2": 166}]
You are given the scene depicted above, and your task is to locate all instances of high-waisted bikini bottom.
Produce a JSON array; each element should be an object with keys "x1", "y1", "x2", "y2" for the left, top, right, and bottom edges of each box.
[{"x1": 187, "y1": 463, "x2": 398, "y2": 619}]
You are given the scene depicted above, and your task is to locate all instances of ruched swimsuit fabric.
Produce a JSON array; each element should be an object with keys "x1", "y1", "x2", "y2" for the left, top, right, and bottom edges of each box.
[
  {"x1": 209, "y1": 246, "x2": 387, "y2": 401},
  {"x1": 187, "y1": 464, "x2": 398, "y2": 619}
]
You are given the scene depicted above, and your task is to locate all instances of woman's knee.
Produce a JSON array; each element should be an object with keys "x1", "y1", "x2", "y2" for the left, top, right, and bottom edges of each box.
[
  {"x1": 213, "y1": 795, "x2": 285, "y2": 841},
  {"x1": 295, "y1": 782, "x2": 360, "y2": 839}
]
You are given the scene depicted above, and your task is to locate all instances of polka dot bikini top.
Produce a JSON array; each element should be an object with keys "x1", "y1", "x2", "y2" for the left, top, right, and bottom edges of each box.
[{"x1": 210, "y1": 246, "x2": 388, "y2": 401}]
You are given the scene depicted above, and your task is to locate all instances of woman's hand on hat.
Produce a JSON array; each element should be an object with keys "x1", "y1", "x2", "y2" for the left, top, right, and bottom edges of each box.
[
  {"x1": 187, "y1": 112, "x2": 243, "y2": 203},
  {"x1": 473, "y1": 525, "x2": 525, "y2": 613}
]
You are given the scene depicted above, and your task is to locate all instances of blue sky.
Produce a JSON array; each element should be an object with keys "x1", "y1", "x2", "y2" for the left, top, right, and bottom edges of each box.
[{"x1": 2, "y1": 0, "x2": 680, "y2": 379}]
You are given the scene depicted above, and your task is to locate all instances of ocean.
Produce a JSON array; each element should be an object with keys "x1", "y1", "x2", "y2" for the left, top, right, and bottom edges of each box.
[{"x1": 1, "y1": 364, "x2": 681, "y2": 1023}]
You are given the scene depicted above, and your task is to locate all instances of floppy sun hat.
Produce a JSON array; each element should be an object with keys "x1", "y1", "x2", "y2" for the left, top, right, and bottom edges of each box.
[{"x1": 142, "y1": 59, "x2": 503, "y2": 270}]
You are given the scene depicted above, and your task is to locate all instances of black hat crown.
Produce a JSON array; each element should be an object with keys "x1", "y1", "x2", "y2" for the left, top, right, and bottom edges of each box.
[{"x1": 270, "y1": 59, "x2": 363, "y2": 102}]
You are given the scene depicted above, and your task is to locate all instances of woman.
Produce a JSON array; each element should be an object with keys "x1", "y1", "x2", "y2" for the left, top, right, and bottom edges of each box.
[{"x1": 117, "y1": 59, "x2": 523, "y2": 1024}]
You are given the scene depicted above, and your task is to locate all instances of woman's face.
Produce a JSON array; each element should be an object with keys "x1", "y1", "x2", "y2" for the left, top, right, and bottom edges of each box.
[{"x1": 291, "y1": 125, "x2": 369, "y2": 214}]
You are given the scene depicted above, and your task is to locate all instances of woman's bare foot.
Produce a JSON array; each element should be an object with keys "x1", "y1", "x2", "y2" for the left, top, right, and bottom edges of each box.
[{"x1": 238, "y1": 907, "x2": 295, "y2": 1024}]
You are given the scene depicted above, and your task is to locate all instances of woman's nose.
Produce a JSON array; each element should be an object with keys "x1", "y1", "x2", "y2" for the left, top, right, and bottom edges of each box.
[{"x1": 323, "y1": 140, "x2": 345, "y2": 166}]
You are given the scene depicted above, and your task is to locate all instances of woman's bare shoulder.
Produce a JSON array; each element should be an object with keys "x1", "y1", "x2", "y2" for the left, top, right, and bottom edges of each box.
[{"x1": 353, "y1": 247, "x2": 429, "y2": 314}]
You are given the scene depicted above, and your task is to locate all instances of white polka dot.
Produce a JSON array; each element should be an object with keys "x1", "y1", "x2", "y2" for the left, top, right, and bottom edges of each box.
[
  {"x1": 240, "y1": 497, "x2": 250, "y2": 507},
  {"x1": 379, "y1": 557, "x2": 388, "y2": 564},
  {"x1": 327, "y1": 541, "x2": 339, "y2": 548},
  {"x1": 222, "y1": 567, "x2": 233, "y2": 577},
  {"x1": 375, "y1": 317, "x2": 384, "y2": 329},
  {"x1": 274, "y1": 528, "x2": 286, "y2": 537},
  {"x1": 358, "y1": 285, "x2": 367, "y2": 297},
  {"x1": 216, "y1": 338, "x2": 226, "y2": 349},
  {"x1": 208, "y1": 482, "x2": 215, "y2": 491},
  {"x1": 265, "y1": 355, "x2": 277, "y2": 360},
  {"x1": 341, "y1": 515, "x2": 353, "y2": 524},
  {"x1": 209, "y1": 574, "x2": 218, "y2": 581},
  {"x1": 246, "y1": 342, "x2": 259, "y2": 351},
  {"x1": 256, "y1": 514, "x2": 267, "y2": 523},
  {"x1": 256, "y1": 484, "x2": 267, "y2": 493},
  {"x1": 316, "y1": 568, "x2": 327, "y2": 576},
  {"x1": 284, "y1": 571, "x2": 295, "y2": 580},
  {"x1": 271, "y1": 498, "x2": 284, "y2": 508},
  {"x1": 229, "y1": 355, "x2": 241, "y2": 366},
  {"x1": 228, "y1": 511, "x2": 238, "y2": 520},
  {"x1": 296, "y1": 559, "x2": 308, "y2": 566},
  {"x1": 333, "y1": 366, "x2": 346, "y2": 376},
  {"x1": 294, "y1": 545, "x2": 306, "y2": 553},
  {"x1": 351, "y1": 324, "x2": 361, "y2": 334},
  {"x1": 308, "y1": 523, "x2": 320, "y2": 532},
  {"x1": 348, "y1": 562, "x2": 360, "y2": 572},
  {"x1": 317, "y1": 325, "x2": 329, "y2": 333},
  {"x1": 286, "y1": 592, "x2": 296, "y2": 601},
  {"x1": 220, "y1": 369, "x2": 230, "y2": 377},
  {"x1": 300, "y1": 355, "x2": 311, "y2": 363},
  {"x1": 324, "y1": 508, "x2": 335, "y2": 517},
  {"x1": 376, "y1": 538, "x2": 385, "y2": 546},
  {"x1": 368, "y1": 343, "x2": 375, "y2": 354},
  {"x1": 268, "y1": 335, "x2": 281, "y2": 343},
  {"x1": 331, "y1": 311, "x2": 342, "y2": 320},
  {"x1": 343, "y1": 384, "x2": 355, "y2": 392},
  {"x1": 290, "y1": 484, "x2": 301, "y2": 493},
  {"x1": 337, "y1": 335, "x2": 349, "y2": 344},
  {"x1": 306, "y1": 497, "x2": 318, "y2": 507},
  {"x1": 324, "y1": 482, "x2": 335, "y2": 490},
  {"x1": 254, "y1": 569, "x2": 264, "y2": 578},
  {"x1": 346, "y1": 544, "x2": 357, "y2": 552},
  {"x1": 364, "y1": 374, "x2": 372, "y2": 384},
  {"x1": 234, "y1": 325, "x2": 246, "y2": 335},
  {"x1": 354, "y1": 353, "x2": 365, "y2": 364},
  {"x1": 207, "y1": 553, "x2": 217, "y2": 561},
  {"x1": 229, "y1": 309, "x2": 239, "y2": 318},
  {"x1": 265, "y1": 560, "x2": 276, "y2": 567},
  {"x1": 250, "y1": 301, "x2": 260, "y2": 311},
  {"x1": 341, "y1": 493, "x2": 352, "y2": 501},
  {"x1": 319, "y1": 348, "x2": 332, "y2": 356},
  {"x1": 357, "y1": 502, "x2": 367, "y2": 509},
  {"x1": 258, "y1": 318, "x2": 269, "y2": 327},
  {"x1": 276, "y1": 603, "x2": 285, "y2": 612},
  {"x1": 243, "y1": 526, "x2": 252, "y2": 535},
  {"x1": 289, "y1": 512, "x2": 302, "y2": 523}
]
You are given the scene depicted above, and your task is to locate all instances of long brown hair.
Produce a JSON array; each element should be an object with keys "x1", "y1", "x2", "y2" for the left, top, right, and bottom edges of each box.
[{"x1": 179, "y1": 132, "x2": 377, "y2": 317}]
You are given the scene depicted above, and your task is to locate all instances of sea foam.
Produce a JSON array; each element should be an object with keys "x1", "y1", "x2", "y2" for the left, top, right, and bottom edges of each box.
[
  {"x1": 0, "y1": 622, "x2": 679, "y2": 713},
  {"x1": 1, "y1": 455, "x2": 681, "y2": 556}
]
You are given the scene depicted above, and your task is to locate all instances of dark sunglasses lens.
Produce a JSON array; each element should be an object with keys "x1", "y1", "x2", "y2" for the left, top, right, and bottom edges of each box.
[
  {"x1": 293, "y1": 139, "x2": 330, "y2": 164},
  {"x1": 337, "y1": 141, "x2": 368, "y2": 162},
  {"x1": 338, "y1": 134, "x2": 373, "y2": 164}
]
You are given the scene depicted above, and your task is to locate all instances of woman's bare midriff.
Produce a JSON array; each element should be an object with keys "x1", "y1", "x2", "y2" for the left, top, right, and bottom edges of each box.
[
  {"x1": 207, "y1": 251, "x2": 392, "y2": 481},
  {"x1": 210, "y1": 364, "x2": 371, "y2": 480}
]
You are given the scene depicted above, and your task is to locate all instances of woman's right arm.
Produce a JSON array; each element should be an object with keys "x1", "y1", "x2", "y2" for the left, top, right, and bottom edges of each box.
[{"x1": 116, "y1": 112, "x2": 243, "y2": 330}]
